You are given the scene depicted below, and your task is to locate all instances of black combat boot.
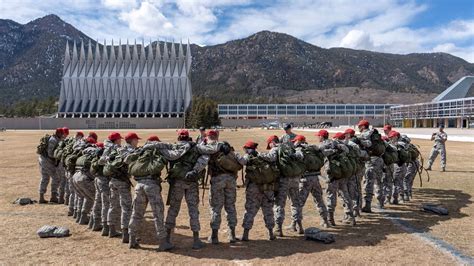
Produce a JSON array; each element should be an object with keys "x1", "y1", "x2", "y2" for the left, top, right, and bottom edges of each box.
[
  {"x1": 79, "y1": 213, "x2": 89, "y2": 225},
  {"x1": 108, "y1": 225, "x2": 121, "y2": 238},
  {"x1": 75, "y1": 211, "x2": 82, "y2": 223},
  {"x1": 92, "y1": 220, "x2": 103, "y2": 231},
  {"x1": 274, "y1": 225, "x2": 284, "y2": 237},
  {"x1": 286, "y1": 221, "x2": 297, "y2": 232},
  {"x1": 361, "y1": 201, "x2": 372, "y2": 213},
  {"x1": 49, "y1": 193, "x2": 59, "y2": 204},
  {"x1": 64, "y1": 196, "x2": 69, "y2": 206},
  {"x1": 101, "y1": 224, "x2": 109, "y2": 236},
  {"x1": 122, "y1": 228, "x2": 129, "y2": 243},
  {"x1": 88, "y1": 216, "x2": 94, "y2": 229},
  {"x1": 297, "y1": 221, "x2": 304, "y2": 234},
  {"x1": 72, "y1": 209, "x2": 78, "y2": 219},
  {"x1": 328, "y1": 212, "x2": 336, "y2": 226},
  {"x1": 268, "y1": 228, "x2": 276, "y2": 240},
  {"x1": 39, "y1": 193, "x2": 48, "y2": 204},
  {"x1": 241, "y1": 229, "x2": 250, "y2": 241},
  {"x1": 391, "y1": 197, "x2": 399, "y2": 205},
  {"x1": 192, "y1": 231, "x2": 205, "y2": 249},
  {"x1": 157, "y1": 229, "x2": 174, "y2": 251},
  {"x1": 129, "y1": 233, "x2": 140, "y2": 249},
  {"x1": 228, "y1": 227, "x2": 237, "y2": 243},
  {"x1": 208, "y1": 229, "x2": 219, "y2": 244},
  {"x1": 58, "y1": 193, "x2": 65, "y2": 204}
]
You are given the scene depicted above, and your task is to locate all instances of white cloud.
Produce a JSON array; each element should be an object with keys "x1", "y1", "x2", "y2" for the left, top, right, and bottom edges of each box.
[{"x1": 0, "y1": 0, "x2": 472, "y2": 62}]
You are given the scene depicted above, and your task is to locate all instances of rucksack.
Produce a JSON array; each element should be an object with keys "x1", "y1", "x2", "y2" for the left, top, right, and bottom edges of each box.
[
  {"x1": 369, "y1": 129, "x2": 386, "y2": 156},
  {"x1": 90, "y1": 156, "x2": 104, "y2": 176},
  {"x1": 103, "y1": 150, "x2": 128, "y2": 177},
  {"x1": 128, "y1": 148, "x2": 167, "y2": 177},
  {"x1": 382, "y1": 143, "x2": 399, "y2": 165},
  {"x1": 167, "y1": 145, "x2": 201, "y2": 181},
  {"x1": 53, "y1": 140, "x2": 66, "y2": 160},
  {"x1": 64, "y1": 149, "x2": 81, "y2": 173},
  {"x1": 327, "y1": 152, "x2": 354, "y2": 180},
  {"x1": 397, "y1": 145, "x2": 411, "y2": 165},
  {"x1": 407, "y1": 143, "x2": 420, "y2": 162},
  {"x1": 277, "y1": 143, "x2": 306, "y2": 177},
  {"x1": 37, "y1": 134, "x2": 51, "y2": 156},
  {"x1": 215, "y1": 152, "x2": 243, "y2": 173},
  {"x1": 302, "y1": 146, "x2": 325, "y2": 172},
  {"x1": 346, "y1": 145, "x2": 361, "y2": 175},
  {"x1": 245, "y1": 155, "x2": 279, "y2": 185},
  {"x1": 75, "y1": 150, "x2": 97, "y2": 170}
]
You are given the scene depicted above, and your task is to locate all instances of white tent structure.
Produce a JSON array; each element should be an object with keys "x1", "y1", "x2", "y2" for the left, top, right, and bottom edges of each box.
[{"x1": 58, "y1": 39, "x2": 192, "y2": 118}]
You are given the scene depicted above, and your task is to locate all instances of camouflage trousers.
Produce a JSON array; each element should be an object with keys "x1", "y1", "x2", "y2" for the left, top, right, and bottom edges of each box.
[
  {"x1": 392, "y1": 163, "x2": 406, "y2": 201},
  {"x1": 56, "y1": 164, "x2": 68, "y2": 200},
  {"x1": 242, "y1": 181, "x2": 275, "y2": 230},
  {"x1": 66, "y1": 172, "x2": 76, "y2": 214},
  {"x1": 382, "y1": 164, "x2": 394, "y2": 203},
  {"x1": 297, "y1": 173, "x2": 327, "y2": 223},
  {"x1": 209, "y1": 174, "x2": 237, "y2": 230},
  {"x1": 165, "y1": 179, "x2": 200, "y2": 232},
  {"x1": 108, "y1": 178, "x2": 132, "y2": 229},
  {"x1": 428, "y1": 144, "x2": 446, "y2": 169},
  {"x1": 326, "y1": 177, "x2": 354, "y2": 216},
  {"x1": 363, "y1": 156, "x2": 384, "y2": 205},
  {"x1": 274, "y1": 176, "x2": 300, "y2": 226},
  {"x1": 348, "y1": 167, "x2": 364, "y2": 213},
  {"x1": 92, "y1": 176, "x2": 110, "y2": 224},
  {"x1": 38, "y1": 156, "x2": 59, "y2": 196},
  {"x1": 404, "y1": 160, "x2": 419, "y2": 197},
  {"x1": 72, "y1": 171, "x2": 95, "y2": 215},
  {"x1": 129, "y1": 178, "x2": 166, "y2": 240}
]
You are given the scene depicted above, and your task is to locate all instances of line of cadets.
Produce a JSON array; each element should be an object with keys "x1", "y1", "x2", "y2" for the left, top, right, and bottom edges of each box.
[{"x1": 37, "y1": 120, "x2": 419, "y2": 251}]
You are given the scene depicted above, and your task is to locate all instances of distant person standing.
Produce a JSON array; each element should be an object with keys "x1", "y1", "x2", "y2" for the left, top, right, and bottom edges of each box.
[
  {"x1": 196, "y1": 127, "x2": 207, "y2": 145},
  {"x1": 427, "y1": 125, "x2": 448, "y2": 172},
  {"x1": 280, "y1": 124, "x2": 296, "y2": 144}
]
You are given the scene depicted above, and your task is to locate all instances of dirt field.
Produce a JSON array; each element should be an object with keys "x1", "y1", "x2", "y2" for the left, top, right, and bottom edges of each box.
[{"x1": 0, "y1": 129, "x2": 473, "y2": 265}]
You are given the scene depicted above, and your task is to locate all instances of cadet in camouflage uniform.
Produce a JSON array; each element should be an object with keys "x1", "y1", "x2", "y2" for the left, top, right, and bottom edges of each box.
[
  {"x1": 56, "y1": 127, "x2": 70, "y2": 204},
  {"x1": 128, "y1": 134, "x2": 189, "y2": 251},
  {"x1": 293, "y1": 135, "x2": 329, "y2": 230},
  {"x1": 72, "y1": 137, "x2": 99, "y2": 225},
  {"x1": 196, "y1": 127, "x2": 207, "y2": 145},
  {"x1": 280, "y1": 123, "x2": 296, "y2": 143},
  {"x1": 388, "y1": 131, "x2": 407, "y2": 204},
  {"x1": 38, "y1": 128, "x2": 65, "y2": 204},
  {"x1": 344, "y1": 128, "x2": 367, "y2": 217},
  {"x1": 265, "y1": 135, "x2": 304, "y2": 237},
  {"x1": 161, "y1": 130, "x2": 209, "y2": 249},
  {"x1": 401, "y1": 135, "x2": 418, "y2": 200},
  {"x1": 358, "y1": 120, "x2": 385, "y2": 213},
  {"x1": 90, "y1": 142, "x2": 107, "y2": 232},
  {"x1": 427, "y1": 125, "x2": 448, "y2": 172},
  {"x1": 107, "y1": 132, "x2": 139, "y2": 244},
  {"x1": 67, "y1": 131, "x2": 85, "y2": 216},
  {"x1": 240, "y1": 140, "x2": 277, "y2": 241},
  {"x1": 195, "y1": 130, "x2": 239, "y2": 244},
  {"x1": 322, "y1": 131, "x2": 355, "y2": 226},
  {"x1": 381, "y1": 135, "x2": 394, "y2": 205}
]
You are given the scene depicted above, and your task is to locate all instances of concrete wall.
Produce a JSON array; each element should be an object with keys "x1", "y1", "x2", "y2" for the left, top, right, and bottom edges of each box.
[{"x1": 0, "y1": 117, "x2": 185, "y2": 129}]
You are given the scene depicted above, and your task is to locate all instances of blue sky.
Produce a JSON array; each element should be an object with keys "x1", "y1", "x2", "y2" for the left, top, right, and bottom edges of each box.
[{"x1": 1, "y1": 0, "x2": 473, "y2": 61}]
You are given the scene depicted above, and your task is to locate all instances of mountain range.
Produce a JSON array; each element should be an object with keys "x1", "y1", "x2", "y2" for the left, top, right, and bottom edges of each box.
[{"x1": 1, "y1": 14, "x2": 473, "y2": 107}]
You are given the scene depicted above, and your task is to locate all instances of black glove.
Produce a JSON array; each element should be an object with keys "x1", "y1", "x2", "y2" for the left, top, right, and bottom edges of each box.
[{"x1": 185, "y1": 170, "x2": 199, "y2": 182}]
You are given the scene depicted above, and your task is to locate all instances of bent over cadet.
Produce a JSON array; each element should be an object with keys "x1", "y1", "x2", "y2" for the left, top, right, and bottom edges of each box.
[
  {"x1": 162, "y1": 129, "x2": 209, "y2": 250},
  {"x1": 128, "y1": 135, "x2": 186, "y2": 251},
  {"x1": 38, "y1": 128, "x2": 65, "y2": 204},
  {"x1": 427, "y1": 125, "x2": 447, "y2": 172}
]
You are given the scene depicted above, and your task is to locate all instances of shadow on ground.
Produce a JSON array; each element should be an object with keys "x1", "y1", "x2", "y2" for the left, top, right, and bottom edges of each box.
[{"x1": 126, "y1": 187, "x2": 471, "y2": 260}]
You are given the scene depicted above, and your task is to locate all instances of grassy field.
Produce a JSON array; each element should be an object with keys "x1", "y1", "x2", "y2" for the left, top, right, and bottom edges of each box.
[{"x1": 0, "y1": 128, "x2": 472, "y2": 264}]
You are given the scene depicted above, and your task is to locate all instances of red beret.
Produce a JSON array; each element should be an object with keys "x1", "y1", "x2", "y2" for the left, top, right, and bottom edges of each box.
[
  {"x1": 344, "y1": 128, "x2": 355, "y2": 136},
  {"x1": 243, "y1": 140, "x2": 258, "y2": 149},
  {"x1": 96, "y1": 142, "x2": 104, "y2": 148},
  {"x1": 88, "y1": 132, "x2": 98, "y2": 141},
  {"x1": 76, "y1": 131, "x2": 84, "y2": 137},
  {"x1": 388, "y1": 131, "x2": 400, "y2": 139},
  {"x1": 55, "y1": 128, "x2": 64, "y2": 136},
  {"x1": 315, "y1": 130, "x2": 329, "y2": 137},
  {"x1": 177, "y1": 129, "x2": 189, "y2": 137},
  {"x1": 108, "y1": 132, "x2": 122, "y2": 141},
  {"x1": 86, "y1": 137, "x2": 97, "y2": 144},
  {"x1": 357, "y1": 120, "x2": 370, "y2": 127},
  {"x1": 147, "y1": 135, "x2": 160, "y2": 142},
  {"x1": 383, "y1": 124, "x2": 392, "y2": 131},
  {"x1": 333, "y1": 132, "x2": 345, "y2": 140},
  {"x1": 292, "y1": 135, "x2": 306, "y2": 142},
  {"x1": 62, "y1": 127, "x2": 70, "y2": 136},
  {"x1": 124, "y1": 132, "x2": 141, "y2": 141},
  {"x1": 206, "y1": 130, "x2": 219, "y2": 137}
]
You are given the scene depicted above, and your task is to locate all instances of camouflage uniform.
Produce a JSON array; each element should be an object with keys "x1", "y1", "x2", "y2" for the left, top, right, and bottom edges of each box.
[
  {"x1": 73, "y1": 146, "x2": 98, "y2": 223},
  {"x1": 321, "y1": 139, "x2": 355, "y2": 224},
  {"x1": 428, "y1": 131, "x2": 447, "y2": 169},
  {"x1": 164, "y1": 142, "x2": 208, "y2": 232},
  {"x1": 382, "y1": 161, "x2": 394, "y2": 203},
  {"x1": 391, "y1": 141, "x2": 408, "y2": 202},
  {"x1": 404, "y1": 159, "x2": 419, "y2": 198},
  {"x1": 297, "y1": 173, "x2": 327, "y2": 224},
  {"x1": 359, "y1": 129, "x2": 384, "y2": 208},
  {"x1": 38, "y1": 135, "x2": 60, "y2": 198},
  {"x1": 56, "y1": 164, "x2": 67, "y2": 203},
  {"x1": 92, "y1": 175, "x2": 110, "y2": 227},
  {"x1": 280, "y1": 132, "x2": 297, "y2": 144}
]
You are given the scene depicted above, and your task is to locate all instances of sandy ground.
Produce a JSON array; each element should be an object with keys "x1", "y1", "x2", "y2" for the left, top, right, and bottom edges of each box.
[{"x1": 0, "y1": 128, "x2": 473, "y2": 265}]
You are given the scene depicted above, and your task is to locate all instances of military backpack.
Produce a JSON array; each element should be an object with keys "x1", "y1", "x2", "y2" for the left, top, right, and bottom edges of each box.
[
  {"x1": 245, "y1": 155, "x2": 280, "y2": 187},
  {"x1": 36, "y1": 134, "x2": 51, "y2": 156},
  {"x1": 277, "y1": 143, "x2": 306, "y2": 177},
  {"x1": 368, "y1": 129, "x2": 386, "y2": 156},
  {"x1": 128, "y1": 148, "x2": 167, "y2": 177},
  {"x1": 382, "y1": 143, "x2": 399, "y2": 165},
  {"x1": 302, "y1": 145, "x2": 325, "y2": 172}
]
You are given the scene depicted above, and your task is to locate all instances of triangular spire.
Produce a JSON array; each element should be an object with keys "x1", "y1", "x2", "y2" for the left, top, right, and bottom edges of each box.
[
  {"x1": 70, "y1": 40, "x2": 78, "y2": 76},
  {"x1": 94, "y1": 39, "x2": 101, "y2": 76},
  {"x1": 63, "y1": 41, "x2": 71, "y2": 75}
]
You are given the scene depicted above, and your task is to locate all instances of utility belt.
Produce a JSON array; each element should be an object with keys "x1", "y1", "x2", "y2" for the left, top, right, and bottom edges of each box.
[
  {"x1": 303, "y1": 171, "x2": 321, "y2": 178},
  {"x1": 134, "y1": 175, "x2": 161, "y2": 182}
]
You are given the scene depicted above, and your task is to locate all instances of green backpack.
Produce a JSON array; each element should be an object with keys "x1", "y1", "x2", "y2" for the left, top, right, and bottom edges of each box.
[
  {"x1": 382, "y1": 143, "x2": 399, "y2": 165},
  {"x1": 245, "y1": 155, "x2": 280, "y2": 185},
  {"x1": 167, "y1": 146, "x2": 201, "y2": 181},
  {"x1": 64, "y1": 149, "x2": 81, "y2": 173},
  {"x1": 397, "y1": 146, "x2": 411, "y2": 164},
  {"x1": 36, "y1": 134, "x2": 51, "y2": 156},
  {"x1": 90, "y1": 156, "x2": 104, "y2": 176},
  {"x1": 277, "y1": 144, "x2": 306, "y2": 177},
  {"x1": 302, "y1": 146, "x2": 325, "y2": 172},
  {"x1": 369, "y1": 129, "x2": 386, "y2": 156},
  {"x1": 128, "y1": 148, "x2": 168, "y2": 177},
  {"x1": 76, "y1": 151, "x2": 96, "y2": 170},
  {"x1": 407, "y1": 144, "x2": 419, "y2": 162},
  {"x1": 215, "y1": 152, "x2": 243, "y2": 173},
  {"x1": 346, "y1": 145, "x2": 360, "y2": 176},
  {"x1": 327, "y1": 153, "x2": 354, "y2": 180}
]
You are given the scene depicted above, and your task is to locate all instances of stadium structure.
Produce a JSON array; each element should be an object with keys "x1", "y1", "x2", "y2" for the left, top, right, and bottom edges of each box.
[
  {"x1": 57, "y1": 39, "x2": 192, "y2": 118},
  {"x1": 390, "y1": 76, "x2": 474, "y2": 128}
]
